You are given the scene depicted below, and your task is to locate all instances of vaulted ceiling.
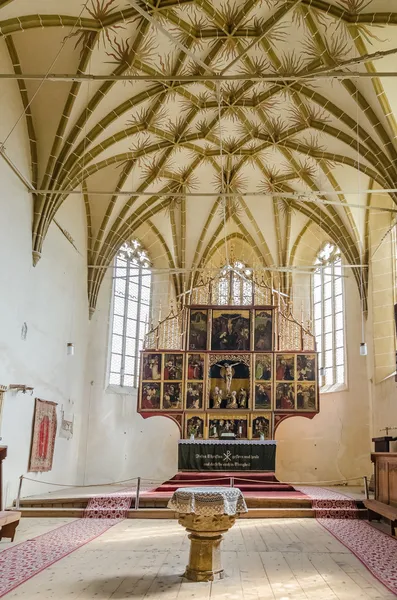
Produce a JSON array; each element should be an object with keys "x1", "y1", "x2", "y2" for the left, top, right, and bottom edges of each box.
[{"x1": 1, "y1": 0, "x2": 397, "y2": 313}]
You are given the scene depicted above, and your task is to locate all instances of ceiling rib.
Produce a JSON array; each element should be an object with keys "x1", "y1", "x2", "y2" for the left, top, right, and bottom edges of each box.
[
  {"x1": 126, "y1": 0, "x2": 217, "y2": 74},
  {"x1": 220, "y1": 0, "x2": 302, "y2": 75}
]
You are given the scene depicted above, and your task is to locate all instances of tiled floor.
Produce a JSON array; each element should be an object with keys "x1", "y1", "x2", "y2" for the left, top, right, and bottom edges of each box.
[{"x1": 1, "y1": 517, "x2": 395, "y2": 599}]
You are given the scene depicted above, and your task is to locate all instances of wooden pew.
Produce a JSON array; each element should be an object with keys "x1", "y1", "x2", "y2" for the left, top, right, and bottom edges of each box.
[
  {"x1": 0, "y1": 447, "x2": 21, "y2": 542},
  {"x1": 0, "y1": 511, "x2": 21, "y2": 541},
  {"x1": 364, "y1": 499, "x2": 397, "y2": 536},
  {"x1": 367, "y1": 452, "x2": 397, "y2": 536}
]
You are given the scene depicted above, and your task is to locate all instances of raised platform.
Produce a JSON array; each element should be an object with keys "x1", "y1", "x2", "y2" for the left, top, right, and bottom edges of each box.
[
  {"x1": 13, "y1": 473, "x2": 368, "y2": 519},
  {"x1": 152, "y1": 471, "x2": 297, "y2": 494}
]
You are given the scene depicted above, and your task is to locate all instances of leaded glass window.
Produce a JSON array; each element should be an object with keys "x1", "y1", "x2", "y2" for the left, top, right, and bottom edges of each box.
[
  {"x1": 216, "y1": 262, "x2": 253, "y2": 305},
  {"x1": 109, "y1": 240, "x2": 151, "y2": 388},
  {"x1": 313, "y1": 243, "x2": 345, "y2": 388}
]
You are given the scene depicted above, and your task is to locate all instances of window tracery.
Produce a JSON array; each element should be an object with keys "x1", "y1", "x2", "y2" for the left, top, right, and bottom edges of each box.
[
  {"x1": 215, "y1": 262, "x2": 254, "y2": 305},
  {"x1": 109, "y1": 240, "x2": 151, "y2": 388},
  {"x1": 313, "y1": 243, "x2": 345, "y2": 389}
]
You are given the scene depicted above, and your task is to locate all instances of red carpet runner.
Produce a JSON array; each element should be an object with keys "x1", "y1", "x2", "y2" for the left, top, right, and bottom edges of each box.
[
  {"x1": 0, "y1": 488, "x2": 135, "y2": 598},
  {"x1": 296, "y1": 486, "x2": 397, "y2": 595}
]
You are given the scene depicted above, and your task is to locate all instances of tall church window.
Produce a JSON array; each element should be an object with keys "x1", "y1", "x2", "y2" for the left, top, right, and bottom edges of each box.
[
  {"x1": 313, "y1": 243, "x2": 345, "y2": 388},
  {"x1": 216, "y1": 261, "x2": 253, "y2": 305},
  {"x1": 109, "y1": 240, "x2": 151, "y2": 388}
]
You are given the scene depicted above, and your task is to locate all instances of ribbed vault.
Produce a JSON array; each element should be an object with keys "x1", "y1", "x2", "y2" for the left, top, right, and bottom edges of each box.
[{"x1": 1, "y1": 0, "x2": 397, "y2": 313}]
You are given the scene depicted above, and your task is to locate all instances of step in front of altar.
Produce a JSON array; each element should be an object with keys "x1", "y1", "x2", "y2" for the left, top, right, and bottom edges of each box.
[
  {"x1": 154, "y1": 483, "x2": 295, "y2": 493},
  {"x1": 172, "y1": 471, "x2": 278, "y2": 482}
]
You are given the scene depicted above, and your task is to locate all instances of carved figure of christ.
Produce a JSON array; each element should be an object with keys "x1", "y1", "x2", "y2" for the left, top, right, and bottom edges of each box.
[{"x1": 214, "y1": 362, "x2": 240, "y2": 395}]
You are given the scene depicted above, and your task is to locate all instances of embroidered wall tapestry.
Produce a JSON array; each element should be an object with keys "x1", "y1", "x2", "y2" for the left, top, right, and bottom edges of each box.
[{"x1": 28, "y1": 398, "x2": 57, "y2": 472}]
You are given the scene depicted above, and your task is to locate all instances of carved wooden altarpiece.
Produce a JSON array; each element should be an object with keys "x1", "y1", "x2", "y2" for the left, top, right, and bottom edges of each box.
[{"x1": 138, "y1": 293, "x2": 319, "y2": 439}]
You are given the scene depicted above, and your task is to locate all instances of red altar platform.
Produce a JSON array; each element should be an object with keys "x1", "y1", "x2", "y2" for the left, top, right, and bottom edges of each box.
[{"x1": 142, "y1": 471, "x2": 307, "y2": 501}]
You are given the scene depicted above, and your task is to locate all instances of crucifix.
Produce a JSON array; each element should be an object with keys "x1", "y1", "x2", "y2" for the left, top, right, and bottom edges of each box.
[
  {"x1": 380, "y1": 426, "x2": 397, "y2": 436},
  {"x1": 373, "y1": 427, "x2": 397, "y2": 452}
]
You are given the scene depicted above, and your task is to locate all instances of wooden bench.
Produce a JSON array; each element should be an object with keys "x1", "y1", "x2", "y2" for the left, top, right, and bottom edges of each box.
[
  {"x1": 0, "y1": 511, "x2": 21, "y2": 542},
  {"x1": 364, "y1": 499, "x2": 397, "y2": 536}
]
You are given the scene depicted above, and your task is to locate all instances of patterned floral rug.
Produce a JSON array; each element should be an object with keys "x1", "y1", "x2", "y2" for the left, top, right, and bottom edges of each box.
[
  {"x1": 83, "y1": 488, "x2": 134, "y2": 519},
  {"x1": 319, "y1": 519, "x2": 397, "y2": 596},
  {"x1": 0, "y1": 488, "x2": 135, "y2": 598},
  {"x1": 295, "y1": 485, "x2": 359, "y2": 518},
  {"x1": 296, "y1": 486, "x2": 397, "y2": 595}
]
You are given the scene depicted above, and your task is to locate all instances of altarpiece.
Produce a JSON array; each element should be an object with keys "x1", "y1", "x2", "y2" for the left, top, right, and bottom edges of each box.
[{"x1": 138, "y1": 276, "x2": 319, "y2": 441}]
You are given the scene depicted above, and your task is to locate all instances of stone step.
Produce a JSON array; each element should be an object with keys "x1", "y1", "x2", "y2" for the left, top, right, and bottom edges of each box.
[
  {"x1": 17, "y1": 496, "x2": 314, "y2": 509},
  {"x1": 15, "y1": 506, "x2": 323, "y2": 519}
]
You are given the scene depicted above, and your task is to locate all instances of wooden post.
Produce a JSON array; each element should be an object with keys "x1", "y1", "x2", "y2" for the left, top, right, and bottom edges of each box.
[
  {"x1": 363, "y1": 476, "x2": 369, "y2": 499},
  {"x1": 0, "y1": 446, "x2": 7, "y2": 511},
  {"x1": 16, "y1": 476, "x2": 23, "y2": 509},
  {"x1": 135, "y1": 477, "x2": 141, "y2": 510}
]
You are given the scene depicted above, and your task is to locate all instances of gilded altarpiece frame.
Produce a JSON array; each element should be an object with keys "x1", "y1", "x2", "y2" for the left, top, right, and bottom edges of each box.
[{"x1": 138, "y1": 305, "x2": 319, "y2": 438}]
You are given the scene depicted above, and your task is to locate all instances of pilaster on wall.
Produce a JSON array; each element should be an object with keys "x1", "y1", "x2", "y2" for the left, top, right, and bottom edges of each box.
[{"x1": 369, "y1": 191, "x2": 395, "y2": 384}]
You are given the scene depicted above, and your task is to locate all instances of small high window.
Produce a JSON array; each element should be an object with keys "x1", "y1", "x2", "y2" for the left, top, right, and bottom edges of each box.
[
  {"x1": 313, "y1": 243, "x2": 345, "y2": 388},
  {"x1": 109, "y1": 240, "x2": 151, "y2": 388},
  {"x1": 216, "y1": 262, "x2": 253, "y2": 305}
]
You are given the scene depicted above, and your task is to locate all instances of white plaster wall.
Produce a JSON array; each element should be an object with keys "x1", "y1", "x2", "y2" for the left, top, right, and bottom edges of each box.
[
  {"x1": 0, "y1": 176, "x2": 90, "y2": 505},
  {"x1": 275, "y1": 273, "x2": 372, "y2": 483},
  {"x1": 0, "y1": 42, "x2": 90, "y2": 504},
  {"x1": 84, "y1": 272, "x2": 179, "y2": 485},
  {"x1": 365, "y1": 199, "x2": 397, "y2": 453}
]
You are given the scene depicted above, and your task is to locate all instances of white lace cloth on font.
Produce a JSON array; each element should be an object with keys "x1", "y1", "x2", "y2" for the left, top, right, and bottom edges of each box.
[{"x1": 168, "y1": 486, "x2": 248, "y2": 516}]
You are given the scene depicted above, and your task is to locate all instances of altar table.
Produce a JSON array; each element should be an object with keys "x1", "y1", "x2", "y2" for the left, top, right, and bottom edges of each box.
[
  {"x1": 178, "y1": 439, "x2": 276, "y2": 471},
  {"x1": 168, "y1": 486, "x2": 248, "y2": 581}
]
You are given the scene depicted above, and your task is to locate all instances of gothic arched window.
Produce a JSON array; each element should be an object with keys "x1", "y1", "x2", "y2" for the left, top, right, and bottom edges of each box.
[
  {"x1": 216, "y1": 261, "x2": 253, "y2": 305},
  {"x1": 313, "y1": 243, "x2": 345, "y2": 388},
  {"x1": 109, "y1": 240, "x2": 151, "y2": 388}
]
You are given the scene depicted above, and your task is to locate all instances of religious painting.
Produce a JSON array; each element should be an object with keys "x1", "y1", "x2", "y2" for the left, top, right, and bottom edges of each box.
[
  {"x1": 140, "y1": 382, "x2": 161, "y2": 410},
  {"x1": 188, "y1": 309, "x2": 208, "y2": 350},
  {"x1": 254, "y1": 353, "x2": 272, "y2": 380},
  {"x1": 186, "y1": 382, "x2": 204, "y2": 410},
  {"x1": 59, "y1": 411, "x2": 74, "y2": 440},
  {"x1": 254, "y1": 309, "x2": 273, "y2": 351},
  {"x1": 208, "y1": 355, "x2": 250, "y2": 409},
  {"x1": 163, "y1": 353, "x2": 183, "y2": 380},
  {"x1": 187, "y1": 353, "x2": 205, "y2": 380},
  {"x1": 28, "y1": 399, "x2": 57, "y2": 472},
  {"x1": 185, "y1": 415, "x2": 204, "y2": 439},
  {"x1": 275, "y1": 354, "x2": 295, "y2": 381},
  {"x1": 142, "y1": 353, "x2": 162, "y2": 380},
  {"x1": 254, "y1": 383, "x2": 272, "y2": 410},
  {"x1": 211, "y1": 310, "x2": 250, "y2": 351},
  {"x1": 163, "y1": 382, "x2": 183, "y2": 410},
  {"x1": 296, "y1": 354, "x2": 316, "y2": 381},
  {"x1": 208, "y1": 415, "x2": 248, "y2": 439},
  {"x1": 252, "y1": 414, "x2": 272, "y2": 439},
  {"x1": 297, "y1": 382, "x2": 317, "y2": 410},
  {"x1": 275, "y1": 383, "x2": 295, "y2": 411}
]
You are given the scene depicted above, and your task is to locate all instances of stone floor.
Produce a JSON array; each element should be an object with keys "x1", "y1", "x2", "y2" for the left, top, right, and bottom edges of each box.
[{"x1": 1, "y1": 517, "x2": 395, "y2": 599}]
